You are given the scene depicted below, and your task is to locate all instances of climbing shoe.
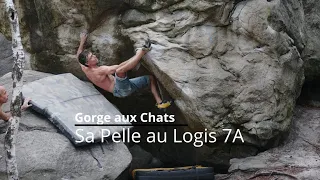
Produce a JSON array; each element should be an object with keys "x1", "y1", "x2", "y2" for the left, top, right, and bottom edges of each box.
[{"x1": 156, "y1": 100, "x2": 172, "y2": 109}]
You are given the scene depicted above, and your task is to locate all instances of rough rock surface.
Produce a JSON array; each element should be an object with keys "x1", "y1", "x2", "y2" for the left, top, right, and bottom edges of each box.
[
  {"x1": 123, "y1": 0, "x2": 304, "y2": 146},
  {"x1": 0, "y1": 0, "x2": 132, "y2": 79},
  {"x1": 0, "y1": 0, "x2": 305, "y2": 143},
  {"x1": 0, "y1": 32, "x2": 32, "y2": 77},
  {"x1": 302, "y1": 0, "x2": 320, "y2": 80},
  {"x1": 0, "y1": 33, "x2": 13, "y2": 76},
  {"x1": 216, "y1": 106, "x2": 320, "y2": 180},
  {"x1": 0, "y1": 0, "x2": 311, "y2": 167},
  {"x1": 0, "y1": 70, "x2": 132, "y2": 180}
]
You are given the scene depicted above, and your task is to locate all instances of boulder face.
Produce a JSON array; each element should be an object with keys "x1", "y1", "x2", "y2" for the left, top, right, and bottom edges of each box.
[
  {"x1": 216, "y1": 106, "x2": 320, "y2": 180},
  {"x1": 0, "y1": 71, "x2": 132, "y2": 180},
  {"x1": 0, "y1": 0, "x2": 132, "y2": 79},
  {"x1": 0, "y1": 0, "x2": 310, "y2": 168},
  {"x1": 123, "y1": 0, "x2": 304, "y2": 146}
]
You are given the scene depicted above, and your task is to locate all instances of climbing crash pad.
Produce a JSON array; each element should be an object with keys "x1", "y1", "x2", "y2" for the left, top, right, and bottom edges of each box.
[
  {"x1": 22, "y1": 73, "x2": 131, "y2": 146},
  {"x1": 133, "y1": 166, "x2": 215, "y2": 180}
]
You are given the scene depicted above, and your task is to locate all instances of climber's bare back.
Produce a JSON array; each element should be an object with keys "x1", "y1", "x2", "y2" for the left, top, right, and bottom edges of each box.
[{"x1": 81, "y1": 65, "x2": 115, "y2": 93}]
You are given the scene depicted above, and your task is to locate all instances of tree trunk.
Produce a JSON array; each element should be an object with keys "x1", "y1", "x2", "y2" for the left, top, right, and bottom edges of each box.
[{"x1": 4, "y1": 0, "x2": 26, "y2": 179}]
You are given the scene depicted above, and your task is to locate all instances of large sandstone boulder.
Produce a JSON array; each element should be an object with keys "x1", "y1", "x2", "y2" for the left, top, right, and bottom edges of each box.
[
  {"x1": 0, "y1": 0, "x2": 310, "y2": 168},
  {"x1": 0, "y1": 70, "x2": 132, "y2": 180},
  {"x1": 216, "y1": 106, "x2": 320, "y2": 180},
  {"x1": 0, "y1": 0, "x2": 132, "y2": 79},
  {"x1": 123, "y1": 0, "x2": 304, "y2": 147}
]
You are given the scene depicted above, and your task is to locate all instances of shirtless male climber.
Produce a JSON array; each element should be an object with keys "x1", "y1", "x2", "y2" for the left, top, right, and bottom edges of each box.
[
  {"x1": 0, "y1": 85, "x2": 32, "y2": 121},
  {"x1": 76, "y1": 32, "x2": 171, "y2": 109}
]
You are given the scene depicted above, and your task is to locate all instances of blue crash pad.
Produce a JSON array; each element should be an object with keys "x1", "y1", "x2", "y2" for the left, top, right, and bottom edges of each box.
[{"x1": 22, "y1": 73, "x2": 131, "y2": 146}]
